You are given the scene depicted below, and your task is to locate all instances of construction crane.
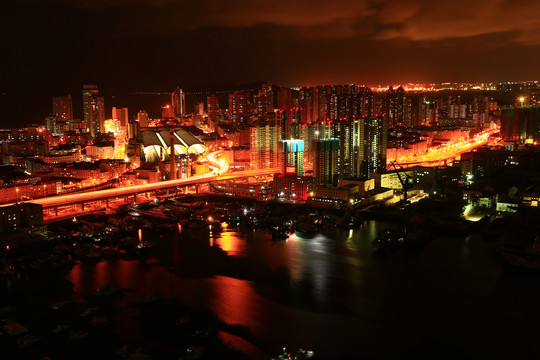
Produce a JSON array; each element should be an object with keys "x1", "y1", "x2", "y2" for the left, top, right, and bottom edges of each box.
[{"x1": 390, "y1": 161, "x2": 412, "y2": 209}]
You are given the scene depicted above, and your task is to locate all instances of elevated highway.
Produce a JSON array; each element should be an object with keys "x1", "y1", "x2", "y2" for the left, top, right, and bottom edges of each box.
[{"x1": 13, "y1": 152, "x2": 280, "y2": 212}]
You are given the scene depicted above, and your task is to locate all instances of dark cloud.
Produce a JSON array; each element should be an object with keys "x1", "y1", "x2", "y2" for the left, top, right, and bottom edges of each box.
[
  {"x1": 12, "y1": 0, "x2": 540, "y2": 44},
  {"x1": 1, "y1": 0, "x2": 540, "y2": 89}
]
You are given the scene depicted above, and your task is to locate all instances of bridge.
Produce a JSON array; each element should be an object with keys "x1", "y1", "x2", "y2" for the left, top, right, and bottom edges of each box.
[{"x1": 11, "y1": 152, "x2": 280, "y2": 217}]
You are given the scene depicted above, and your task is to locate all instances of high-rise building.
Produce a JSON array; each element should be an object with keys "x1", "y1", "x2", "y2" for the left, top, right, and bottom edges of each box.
[
  {"x1": 171, "y1": 86, "x2": 185, "y2": 117},
  {"x1": 403, "y1": 94, "x2": 420, "y2": 127},
  {"x1": 44, "y1": 115, "x2": 57, "y2": 135},
  {"x1": 82, "y1": 85, "x2": 105, "y2": 138},
  {"x1": 127, "y1": 118, "x2": 140, "y2": 140},
  {"x1": 333, "y1": 116, "x2": 384, "y2": 179},
  {"x1": 250, "y1": 123, "x2": 281, "y2": 169},
  {"x1": 194, "y1": 102, "x2": 205, "y2": 116},
  {"x1": 52, "y1": 95, "x2": 73, "y2": 121},
  {"x1": 229, "y1": 91, "x2": 250, "y2": 125},
  {"x1": 314, "y1": 138, "x2": 340, "y2": 186},
  {"x1": 501, "y1": 106, "x2": 540, "y2": 142},
  {"x1": 112, "y1": 107, "x2": 129, "y2": 130},
  {"x1": 257, "y1": 83, "x2": 273, "y2": 120},
  {"x1": 137, "y1": 110, "x2": 149, "y2": 127},
  {"x1": 385, "y1": 86, "x2": 405, "y2": 128},
  {"x1": 82, "y1": 85, "x2": 99, "y2": 123},
  {"x1": 280, "y1": 139, "x2": 304, "y2": 176},
  {"x1": 277, "y1": 87, "x2": 293, "y2": 112},
  {"x1": 207, "y1": 94, "x2": 220, "y2": 128},
  {"x1": 358, "y1": 116, "x2": 388, "y2": 178}
]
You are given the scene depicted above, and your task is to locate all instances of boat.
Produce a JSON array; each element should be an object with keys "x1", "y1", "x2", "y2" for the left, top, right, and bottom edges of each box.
[
  {"x1": 16, "y1": 334, "x2": 39, "y2": 348},
  {"x1": 496, "y1": 248, "x2": 540, "y2": 271},
  {"x1": 133, "y1": 294, "x2": 163, "y2": 306},
  {"x1": 91, "y1": 285, "x2": 122, "y2": 297},
  {"x1": 271, "y1": 226, "x2": 291, "y2": 240},
  {"x1": 273, "y1": 347, "x2": 314, "y2": 360},
  {"x1": 372, "y1": 228, "x2": 406, "y2": 253},
  {"x1": 2, "y1": 322, "x2": 28, "y2": 336},
  {"x1": 49, "y1": 300, "x2": 70, "y2": 310},
  {"x1": 80, "y1": 307, "x2": 99, "y2": 317},
  {"x1": 89, "y1": 316, "x2": 108, "y2": 326},
  {"x1": 495, "y1": 235, "x2": 540, "y2": 271},
  {"x1": 69, "y1": 330, "x2": 89, "y2": 341},
  {"x1": 53, "y1": 324, "x2": 70, "y2": 334}
]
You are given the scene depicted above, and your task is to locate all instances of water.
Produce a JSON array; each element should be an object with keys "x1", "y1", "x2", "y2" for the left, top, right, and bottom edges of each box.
[{"x1": 4, "y1": 219, "x2": 540, "y2": 359}]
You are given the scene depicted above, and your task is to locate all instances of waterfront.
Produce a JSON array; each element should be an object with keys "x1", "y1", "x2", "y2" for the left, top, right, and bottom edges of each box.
[{"x1": 3, "y1": 213, "x2": 540, "y2": 359}]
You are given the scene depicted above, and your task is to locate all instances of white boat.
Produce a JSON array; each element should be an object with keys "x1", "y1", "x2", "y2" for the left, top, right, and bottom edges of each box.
[{"x1": 498, "y1": 248, "x2": 540, "y2": 271}]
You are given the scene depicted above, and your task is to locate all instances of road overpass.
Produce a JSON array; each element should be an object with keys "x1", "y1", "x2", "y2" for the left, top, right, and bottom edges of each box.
[{"x1": 12, "y1": 152, "x2": 281, "y2": 213}]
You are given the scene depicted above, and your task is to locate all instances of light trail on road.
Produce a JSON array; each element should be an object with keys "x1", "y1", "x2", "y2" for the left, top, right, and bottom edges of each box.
[
  {"x1": 8, "y1": 152, "x2": 279, "y2": 210},
  {"x1": 391, "y1": 124, "x2": 500, "y2": 168}
]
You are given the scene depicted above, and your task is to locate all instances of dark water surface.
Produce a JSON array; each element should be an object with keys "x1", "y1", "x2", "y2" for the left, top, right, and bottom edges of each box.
[{"x1": 4, "y1": 220, "x2": 540, "y2": 359}]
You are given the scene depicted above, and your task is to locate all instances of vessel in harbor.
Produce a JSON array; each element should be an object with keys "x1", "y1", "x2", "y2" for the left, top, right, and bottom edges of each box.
[{"x1": 495, "y1": 236, "x2": 540, "y2": 271}]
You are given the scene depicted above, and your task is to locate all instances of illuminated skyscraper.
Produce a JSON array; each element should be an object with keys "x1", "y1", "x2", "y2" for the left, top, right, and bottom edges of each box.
[
  {"x1": 112, "y1": 107, "x2": 129, "y2": 130},
  {"x1": 358, "y1": 116, "x2": 388, "y2": 178},
  {"x1": 171, "y1": 86, "x2": 185, "y2": 117},
  {"x1": 82, "y1": 84, "x2": 99, "y2": 122},
  {"x1": 314, "y1": 138, "x2": 340, "y2": 186},
  {"x1": 52, "y1": 95, "x2": 73, "y2": 121},
  {"x1": 229, "y1": 91, "x2": 250, "y2": 125},
  {"x1": 280, "y1": 139, "x2": 304, "y2": 176},
  {"x1": 257, "y1": 83, "x2": 273, "y2": 120},
  {"x1": 250, "y1": 123, "x2": 281, "y2": 169},
  {"x1": 206, "y1": 94, "x2": 220, "y2": 131},
  {"x1": 385, "y1": 86, "x2": 405, "y2": 128},
  {"x1": 83, "y1": 85, "x2": 105, "y2": 138}
]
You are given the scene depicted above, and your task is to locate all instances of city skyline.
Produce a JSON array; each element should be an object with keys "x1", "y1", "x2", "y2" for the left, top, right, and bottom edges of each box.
[
  {"x1": 4, "y1": 0, "x2": 540, "y2": 127},
  {"x1": 3, "y1": 2, "x2": 540, "y2": 359}
]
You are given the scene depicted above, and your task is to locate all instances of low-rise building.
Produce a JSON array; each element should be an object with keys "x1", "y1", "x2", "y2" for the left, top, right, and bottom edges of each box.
[
  {"x1": 372, "y1": 170, "x2": 413, "y2": 190},
  {"x1": 0, "y1": 202, "x2": 44, "y2": 235},
  {"x1": 273, "y1": 174, "x2": 314, "y2": 201}
]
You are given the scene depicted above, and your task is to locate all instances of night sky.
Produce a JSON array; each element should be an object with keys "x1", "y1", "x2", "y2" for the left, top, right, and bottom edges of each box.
[{"x1": 2, "y1": 0, "x2": 540, "y2": 126}]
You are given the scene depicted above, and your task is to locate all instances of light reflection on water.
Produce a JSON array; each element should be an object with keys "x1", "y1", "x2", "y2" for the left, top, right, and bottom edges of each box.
[{"x1": 62, "y1": 219, "x2": 506, "y2": 358}]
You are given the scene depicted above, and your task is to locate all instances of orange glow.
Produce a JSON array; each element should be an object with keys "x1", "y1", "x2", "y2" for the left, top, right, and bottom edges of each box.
[
  {"x1": 138, "y1": 228, "x2": 142, "y2": 242},
  {"x1": 210, "y1": 276, "x2": 256, "y2": 328},
  {"x1": 6, "y1": 245, "x2": 9, "y2": 250},
  {"x1": 391, "y1": 124, "x2": 499, "y2": 168}
]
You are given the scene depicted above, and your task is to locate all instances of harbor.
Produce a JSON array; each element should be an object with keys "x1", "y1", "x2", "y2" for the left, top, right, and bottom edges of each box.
[{"x1": 1, "y1": 195, "x2": 540, "y2": 358}]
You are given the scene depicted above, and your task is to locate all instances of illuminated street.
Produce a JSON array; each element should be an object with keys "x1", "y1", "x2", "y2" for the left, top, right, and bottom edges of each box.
[
  {"x1": 394, "y1": 124, "x2": 500, "y2": 168},
  {"x1": 2, "y1": 1, "x2": 540, "y2": 358}
]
